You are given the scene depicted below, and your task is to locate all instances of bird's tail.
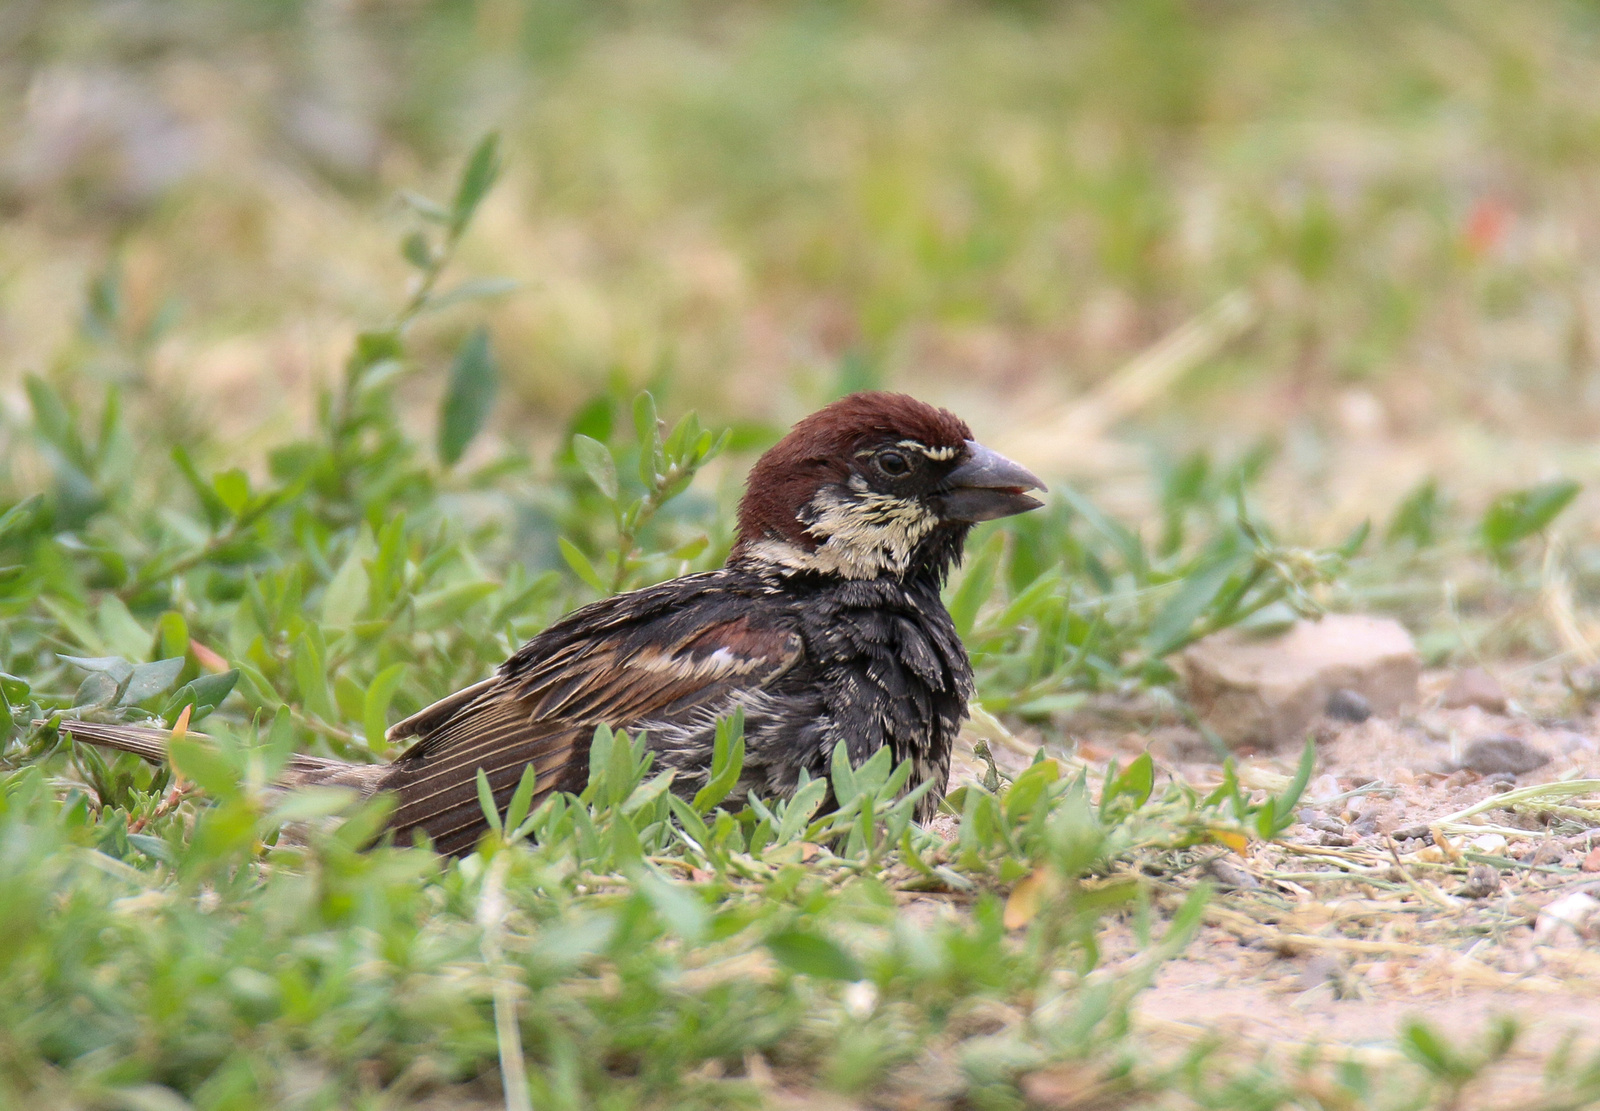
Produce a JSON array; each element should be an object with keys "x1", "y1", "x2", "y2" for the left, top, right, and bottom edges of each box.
[
  {"x1": 49, "y1": 718, "x2": 176, "y2": 761},
  {"x1": 45, "y1": 719, "x2": 388, "y2": 796}
]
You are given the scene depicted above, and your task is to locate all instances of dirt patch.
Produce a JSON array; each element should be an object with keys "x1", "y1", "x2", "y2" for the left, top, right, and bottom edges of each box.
[{"x1": 956, "y1": 664, "x2": 1600, "y2": 1104}]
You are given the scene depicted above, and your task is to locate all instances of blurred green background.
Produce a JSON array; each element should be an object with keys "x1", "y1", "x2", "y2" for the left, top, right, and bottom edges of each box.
[{"x1": 6, "y1": 0, "x2": 1600, "y2": 544}]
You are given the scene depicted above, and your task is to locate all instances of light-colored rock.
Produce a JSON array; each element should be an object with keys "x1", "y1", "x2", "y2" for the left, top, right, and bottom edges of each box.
[
  {"x1": 1468, "y1": 833, "x2": 1507, "y2": 855},
  {"x1": 1535, "y1": 892, "x2": 1600, "y2": 947},
  {"x1": 1181, "y1": 615, "x2": 1420, "y2": 750}
]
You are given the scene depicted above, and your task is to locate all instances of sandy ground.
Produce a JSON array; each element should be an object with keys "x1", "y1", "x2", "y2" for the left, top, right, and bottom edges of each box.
[{"x1": 941, "y1": 664, "x2": 1600, "y2": 1105}]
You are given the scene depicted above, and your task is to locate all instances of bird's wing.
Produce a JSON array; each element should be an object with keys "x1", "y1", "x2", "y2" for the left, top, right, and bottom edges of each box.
[{"x1": 378, "y1": 599, "x2": 802, "y2": 855}]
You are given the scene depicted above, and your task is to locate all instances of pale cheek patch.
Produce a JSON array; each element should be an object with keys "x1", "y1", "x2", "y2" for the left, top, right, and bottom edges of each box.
[{"x1": 751, "y1": 487, "x2": 939, "y2": 579}]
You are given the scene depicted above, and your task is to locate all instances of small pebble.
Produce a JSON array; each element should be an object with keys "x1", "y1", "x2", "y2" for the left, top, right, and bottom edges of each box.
[
  {"x1": 1461, "y1": 863, "x2": 1501, "y2": 899},
  {"x1": 1299, "y1": 810, "x2": 1346, "y2": 835},
  {"x1": 1583, "y1": 847, "x2": 1600, "y2": 873},
  {"x1": 1441, "y1": 667, "x2": 1508, "y2": 713},
  {"x1": 1455, "y1": 734, "x2": 1550, "y2": 776},
  {"x1": 1325, "y1": 688, "x2": 1372, "y2": 723},
  {"x1": 1205, "y1": 858, "x2": 1262, "y2": 890},
  {"x1": 1306, "y1": 773, "x2": 1342, "y2": 803}
]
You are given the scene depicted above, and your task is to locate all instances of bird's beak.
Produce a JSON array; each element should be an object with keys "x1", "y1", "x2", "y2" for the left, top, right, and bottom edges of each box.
[{"x1": 937, "y1": 440, "x2": 1048, "y2": 523}]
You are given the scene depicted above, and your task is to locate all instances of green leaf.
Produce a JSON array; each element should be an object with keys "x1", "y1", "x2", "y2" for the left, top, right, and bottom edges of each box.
[
  {"x1": 633, "y1": 392, "x2": 663, "y2": 485},
  {"x1": 1400, "y1": 1018, "x2": 1474, "y2": 1082},
  {"x1": 622, "y1": 770, "x2": 675, "y2": 815},
  {"x1": 1260, "y1": 737, "x2": 1316, "y2": 839},
  {"x1": 0, "y1": 495, "x2": 42, "y2": 541},
  {"x1": 333, "y1": 794, "x2": 395, "y2": 851},
  {"x1": 291, "y1": 631, "x2": 333, "y2": 720},
  {"x1": 776, "y1": 776, "x2": 830, "y2": 845},
  {"x1": 169, "y1": 737, "x2": 240, "y2": 800},
  {"x1": 411, "y1": 581, "x2": 499, "y2": 625},
  {"x1": 1386, "y1": 478, "x2": 1444, "y2": 548},
  {"x1": 72, "y1": 672, "x2": 119, "y2": 709},
  {"x1": 1337, "y1": 518, "x2": 1370, "y2": 558},
  {"x1": 947, "y1": 529, "x2": 1004, "y2": 639},
  {"x1": 97, "y1": 595, "x2": 150, "y2": 661},
  {"x1": 155, "y1": 611, "x2": 188, "y2": 662},
  {"x1": 1101, "y1": 751, "x2": 1154, "y2": 818},
  {"x1": 766, "y1": 930, "x2": 861, "y2": 980},
  {"x1": 1003, "y1": 757, "x2": 1059, "y2": 821},
  {"x1": 585, "y1": 724, "x2": 615, "y2": 799},
  {"x1": 401, "y1": 230, "x2": 434, "y2": 270},
  {"x1": 1144, "y1": 551, "x2": 1245, "y2": 657},
  {"x1": 638, "y1": 870, "x2": 709, "y2": 944},
  {"x1": 171, "y1": 445, "x2": 229, "y2": 527},
  {"x1": 451, "y1": 132, "x2": 501, "y2": 235},
  {"x1": 830, "y1": 740, "x2": 858, "y2": 806},
  {"x1": 399, "y1": 189, "x2": 450, "y2": 223},
  {"x1": 212, "y1": 469, "x2": 250, "y2": 517},
  {"x1": 475, "y1": 767, "x2": 502, "y2": 836},
  {"x1": 123, "y1": 658, "x2": 185, "y2": 704},
  {"x1": 559, "y1": 537, "x2": 608, "y2": 593},
  {"x1": 572, "y1": 434, "x2": 619, "y2": 500},
  {"x1": 25, "y1": 375, "x2": 84, "y2": 464},
  {"x1": 60, "y1": 654, "x2": 135, "y2": 682},
  {"x1": 322, "y1": 535, "x2": 373, "y2": 627},
  {"x1": 162, "y1": 670, "x2": 240, "y2": 726},
  {"x1": 362, "y1": 663, "x2": 409, "y2": 752},
  {"x1": 269, "y1": 787, "x2": 358, "y2": 825},
  {"x1": 504, "y1": 764, "x2": 539, "y2": 835},
  {"x1": 691, "y1": 709, "x2": 746, "y2": 813},
  {"x1": 0, "y1": 671, "x2": 30, "y2": 706},
  {"x1": 1481, "y1": 479, "x2": 1580, "y2": 559},
  {"x1": 421, "y1": 277, "x2": 521, "y2": 314},
  {"x1": 348, "y1": 329, "x2": 403, "y2": 380},
  {"x1": 437, "y1": 326, "x2": 498, "y2": 466}
]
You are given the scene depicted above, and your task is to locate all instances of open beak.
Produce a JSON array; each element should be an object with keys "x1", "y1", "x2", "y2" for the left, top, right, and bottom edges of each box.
[{"x1": 937, "y1": 440, "x2": 1047, "y2": 523}]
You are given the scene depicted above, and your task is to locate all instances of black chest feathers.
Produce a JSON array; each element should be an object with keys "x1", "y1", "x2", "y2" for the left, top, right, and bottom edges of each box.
[{"x1": 649, "y1": 575, "x2": 974, "y2": 821}]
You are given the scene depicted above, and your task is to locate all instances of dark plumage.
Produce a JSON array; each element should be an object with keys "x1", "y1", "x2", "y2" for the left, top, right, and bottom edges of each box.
[{"x1": 58, "y1": 392, "x2": 1045, "y2": 856}]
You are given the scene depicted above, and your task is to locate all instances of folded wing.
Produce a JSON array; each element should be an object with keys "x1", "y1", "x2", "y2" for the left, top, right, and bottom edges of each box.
[{"x1": 379, "y1": 587, "x2": 801, "y2": 855}]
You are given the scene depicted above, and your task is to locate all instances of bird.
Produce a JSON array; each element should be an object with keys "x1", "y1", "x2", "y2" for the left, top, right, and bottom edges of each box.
[{"x1": 54, "y1": 392, "x2": 1046, "y2": 855}]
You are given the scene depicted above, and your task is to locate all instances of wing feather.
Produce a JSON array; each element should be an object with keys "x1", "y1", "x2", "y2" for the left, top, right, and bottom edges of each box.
[{"x1": 377, "y1": 591, "x2": 801, "y2": 853}]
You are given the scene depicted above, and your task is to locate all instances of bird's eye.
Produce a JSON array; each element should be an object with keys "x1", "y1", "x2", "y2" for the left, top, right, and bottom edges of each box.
[{"x1": 877, "y1": 450, "x2": 910, "y2": 477}]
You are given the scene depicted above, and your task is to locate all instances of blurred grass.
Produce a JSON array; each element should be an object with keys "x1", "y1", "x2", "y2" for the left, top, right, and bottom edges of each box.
[
  {"x1": 10, "y1": 0, "x2": 1600, "y2": 659},
  {"x1": 7, "y1": 1, "x2": 1600, "y2": 445}
]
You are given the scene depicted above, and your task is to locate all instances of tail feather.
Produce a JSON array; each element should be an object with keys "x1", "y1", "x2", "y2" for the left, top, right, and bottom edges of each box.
[
  {"x1": 44, "y1": 718, "x2": 388, "y2": 798},
  {"x1": 47, "y1": 719, "x2": 185, "y2": 762}
]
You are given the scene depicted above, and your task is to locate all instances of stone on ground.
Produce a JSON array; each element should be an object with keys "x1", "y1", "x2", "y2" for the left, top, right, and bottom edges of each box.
[
  {"x1": 1455, "y1": 734, "x2": 1549, "y2": 776},
  {"x1": 1440, "y1": 666, "x2": 1509, "y2": 713},
  {"x1": 1181, "y1": 614, "x2": 1420, "y2": 750}
]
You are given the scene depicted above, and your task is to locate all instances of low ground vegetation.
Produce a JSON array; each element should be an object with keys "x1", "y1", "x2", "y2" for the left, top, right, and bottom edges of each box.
[
  {"x1": 10, "y1": 3, "x2": 1600, "y2": 1107},
  {"x1": 2, "y1": 142, "x2": 1599, "y2": 1110}
]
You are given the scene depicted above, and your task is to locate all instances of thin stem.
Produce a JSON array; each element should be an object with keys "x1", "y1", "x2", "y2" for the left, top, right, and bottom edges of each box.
[{"x1": 478, "y1": 851, "x2": 532, "y2": 1111}]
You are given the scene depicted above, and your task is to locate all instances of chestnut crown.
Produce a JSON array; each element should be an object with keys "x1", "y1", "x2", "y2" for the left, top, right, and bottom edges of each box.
[{"x1": 731, "y1": 391, "x2": 1045, "y2": 582}]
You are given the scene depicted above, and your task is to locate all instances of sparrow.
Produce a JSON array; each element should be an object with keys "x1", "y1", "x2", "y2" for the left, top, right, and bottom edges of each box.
[{"x1": 56, "y1": 392, "x2": 1045, "y2": 855}]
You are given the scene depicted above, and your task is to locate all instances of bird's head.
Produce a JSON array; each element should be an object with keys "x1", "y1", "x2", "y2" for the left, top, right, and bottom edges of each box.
[{"x1": 731, "y1": 391, "x2": 1046, "y2": 583}]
